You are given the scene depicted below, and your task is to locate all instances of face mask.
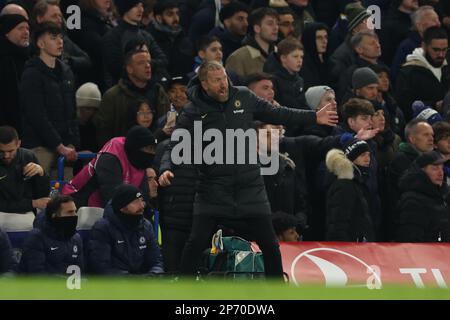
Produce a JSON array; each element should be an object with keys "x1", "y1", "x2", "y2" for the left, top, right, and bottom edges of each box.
[
  {"x1": 117, "y1": 211, "x2": 142, "y2": 228},
  {"x1": 355, "y1": 164, "x2": 370, "y2": 179},
  {"x1": 126, "y1": 149, "x2": 155, "y2": 170},
  {"x1": 51, "y1": 216, "x2": 78, "y2": 240}
]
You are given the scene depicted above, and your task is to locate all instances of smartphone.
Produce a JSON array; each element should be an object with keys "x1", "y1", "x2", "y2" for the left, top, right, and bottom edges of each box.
[{"x1": 166, "y1": 111, "x2": 177, "y2": 126}]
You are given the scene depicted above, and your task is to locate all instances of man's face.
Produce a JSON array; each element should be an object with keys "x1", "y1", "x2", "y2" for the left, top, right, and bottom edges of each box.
[
  {"x1": 249, "y1": 79, "x2": 275, "y2": 103},
  {"x1": 356, "y1": 35, "x2": 381, "y2": 60},
  {"x1": 168, "y1": 83, "x2": 188, "y2": 109},
  {"x1": 199, "y1": 41, "x2": 223, "y2": 63},
  {"x1": 436, "y1": 135, "x2": 450, "y2": 155},
  {"x1": 121, "y1": 197, "x2": 146, "y2": 215},
  {"x1": 353, "y1": 151, "x2": 371, "y2": 167},
  {"x1": 158, "y1": 7, "x2": 180, "y2": 29},
  {"x1": 423, "y1": 164, "x2": 444, "y2": 186},
  {"x1": 280, "y1": 48, "x2": 303, "y2": 73},
  {"x1": 371, "y1": 109, "x2": 385, "y2": 132},
  {"x1": 316, "y1": 29, "x2": 328, "y2": 54},
  {"x1": 0, "y1": 140, "x2": 20, "y2": 165},
  {"x1": 38, "y1": 32, "x2": 64, "y2": 58},
  {"x1": 356, "y1": 83, "x2": 379, "y2": 101},
  {"x1": 225, "y1": 11, "x2": 248, "y2": 36},
  {"x1": 278, "y1": 227, "x2": 300, "y2": 242},
  {"x1": 124, "y1": 2, "x2": 144, "y2": 24},
  {"x1": 201, "y1": 68, "x2": 229, "y2": 102},
  {"x1": 37, "y1": 5, "x2": 63, "y2": 27},
  {"x1": 57, "y1": 201, "x2": 77, "y2": 217},
  {"x1": 5, "y1": 21, "x2": 29, "y2": 47},
  {"x1": 255, "y1": 15, "x2": 278, "y2": 43},
  {"x1": 348, "y1": 114, "x2": 372, "y2": 132},
  {"x1": 418, "y1": 10, "x2": 441, "y2": 36},
  {"x1": 318, "y1": 91, "x2": 337, "y2": 111},
  {"x1": 410, "y1": 122, "x2": 434, "y2": 152},
  {"x1": 377, "y1": 71, "x2": 390, "y2": 92},
  {"x1": 94, "y1": 0, "x2": 111, "y2": 14},
  {"x1": 424, "y1": 38, "x2": 448, "y2": 68},
  {"x1": 278, "y1": 14, "x2": 294, "y2": 39},
  {"x1": 127, "y1": 51, "x2": 152, "y2": 82},
  {"x1": 401, "y1": 0, "x2": 419, "y2": 11}
]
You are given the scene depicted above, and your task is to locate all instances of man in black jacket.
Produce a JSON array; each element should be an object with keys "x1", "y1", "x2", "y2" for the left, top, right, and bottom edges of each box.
[
  {"x1": 159, "y1": 61, "x2": 338, "y2": 278},
  {"x1": 0, "y1": 126, "x2": 50, "y2": 213},
  {"x1": 20, "y1": 22, "x2": 79, "y2": 176},
  {"x1": 0, "y1": 10, "x2": 30, "y2": 135},
  {"x1": 88, "y1": 184, "x2": 164, "y2": 275},
  {"x1": 102, "y1": 0, "x2": 168, "y2": 89},
  {"x1": 396, "y1": 151, "x2": 450, "y2": 242},
  {"x1": 20, "y1": 195, "x2": 83, "y2": 274}
]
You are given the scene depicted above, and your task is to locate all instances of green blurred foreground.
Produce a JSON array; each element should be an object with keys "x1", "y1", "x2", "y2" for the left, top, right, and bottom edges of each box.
[{"x1": 1, "y1": 277, "x2": 450, "y2": 300}]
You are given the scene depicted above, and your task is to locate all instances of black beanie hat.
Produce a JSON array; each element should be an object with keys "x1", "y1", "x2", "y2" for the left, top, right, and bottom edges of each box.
[
  {"x1": 219, "y1": 1, "x2": 250, "y2": 23},
  {"x1": 344, "y1": 139, "x2": 370, "y2": 162},
  {"x1": 111, "y1": 184, "x2": 143, "y2": 212},
  {"x1": 114, "y1": 0, "x2": 143, "y2": 17},
  {"x1": 0, "y1": 14, "x2": 28, "y2": 35},
  {"x1": 125, "y1": 125, "x2": 157, "y2": 151}
]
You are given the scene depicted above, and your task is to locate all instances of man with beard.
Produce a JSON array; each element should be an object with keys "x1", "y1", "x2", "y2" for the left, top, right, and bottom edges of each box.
[
  {"x1": 20, "y1": 195, "x2": 83, "y2": 274},
  {"x1": 0, "y1": 5, "x2": 30, "y2": 135},
  {"x1": 88, "y1": 184, "x2": 164, "y2": 275},
  {"x1": 396, "y1": 26, "x2": 450, "y2": 121},
  {"x1": 62, "y1": 126, "x2": 158, "y2": 209}
]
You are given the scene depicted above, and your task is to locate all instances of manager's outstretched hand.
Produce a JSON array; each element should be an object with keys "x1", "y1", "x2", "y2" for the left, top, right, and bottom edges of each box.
[{"x1": 316, "y1": 103, "x2": 339, "y2": 126}]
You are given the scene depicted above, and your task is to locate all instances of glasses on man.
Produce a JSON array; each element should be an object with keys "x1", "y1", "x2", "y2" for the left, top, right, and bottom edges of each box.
[{"x1": 137, "y1": 111, "x2": 153, "y2": 117}]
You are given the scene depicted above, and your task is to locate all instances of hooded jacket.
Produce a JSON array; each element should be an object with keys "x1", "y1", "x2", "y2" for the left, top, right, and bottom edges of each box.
[
  {"x1": 325, "y1": 149, "x2": 375, "y2": 242},
  {"x1": 396, "y1": 166, "x2": 450, "y2": 242},
  {"x1": 396, "y1": 48, "x2": 450, "y2": 121},
  {"x1": 20, "y1": 56, "x2": 80, "y2": 150},
  {"x1": 20, "y1": 217, "x2": 84, "y2": 274},
  {"x1": 263, "y1": 52, "x2": 307, "y2": 110},
  {"x1": 88, "y1": 204, "x2": 164, "y2": 275},
  {"x1": 160, "y1": 75, "x2": 317, "y2": 218}
]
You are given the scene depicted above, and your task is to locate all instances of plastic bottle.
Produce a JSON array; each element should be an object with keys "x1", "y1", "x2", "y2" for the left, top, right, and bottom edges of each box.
[{"x1": 49, "y1": 182, "x2": 60, "y2": 198}]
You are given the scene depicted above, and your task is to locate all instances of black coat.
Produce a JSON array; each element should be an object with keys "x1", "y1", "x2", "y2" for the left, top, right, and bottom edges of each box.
[
  {"x1": 102, "y1": 20, "x2": 168, "y2": 89},
  {"x1": 147, "y1": 22, "x2": 194, "y2": 78},
  {"x1": 326, "y1": 152, "x2": 375, "y2": 242},
  {"x1": 88, "y1": 204, "x2": 164, "y2": 275},
  {"x1": 20, "y1": 219, "x2": 84, "y2": 274},
  {"x1": 20, "y1": 57, "x2": 80, "y2": 150},
  {"x1": 0, "y1": 35, "x2": 29, "y2": 134},
  {"x1": 0, "y1": 148, "x2": 50, "y2": 213},
  {"x1": 329, "y1": 39, "x2": 358, "y2": 88},
  {"x1": 396, "y1": 167, "x2": 450, "y2": 242},
  {"x1": 160, "y1": 77, "x2": 317, "y2": 218},
  {"x1": 0, "y1": 228, "x2": 12, "y2": 273},
  {"x1": 263, "y1": 53, "x2": 307, "y2": 110}
]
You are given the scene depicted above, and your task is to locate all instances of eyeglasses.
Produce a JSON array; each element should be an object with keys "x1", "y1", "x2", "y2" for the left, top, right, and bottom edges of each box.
[{"x1": 137, "y1": 111, "x2": 153, "y2": 117}]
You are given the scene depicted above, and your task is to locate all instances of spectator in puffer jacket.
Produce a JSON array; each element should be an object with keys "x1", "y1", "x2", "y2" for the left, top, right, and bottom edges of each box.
[{"x1": 88, "y1": 184, "x2": 164, "y2": 275}]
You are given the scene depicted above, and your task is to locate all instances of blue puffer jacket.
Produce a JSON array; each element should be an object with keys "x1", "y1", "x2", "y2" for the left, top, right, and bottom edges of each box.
[
  {"x1": 20, "y1": 218, "x2": 84, "y2": 274},
  {"x1": 88, "y1": 204, "x2": 164, "y2": 275}
]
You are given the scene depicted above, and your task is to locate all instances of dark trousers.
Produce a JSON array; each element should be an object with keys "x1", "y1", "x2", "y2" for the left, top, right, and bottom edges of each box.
[
  {"x1": 161, "y1": 227, "x2": 190, "y2": 273},
  {"x1": 180, "y1": 214, "x2": 284, "y2": 279}
]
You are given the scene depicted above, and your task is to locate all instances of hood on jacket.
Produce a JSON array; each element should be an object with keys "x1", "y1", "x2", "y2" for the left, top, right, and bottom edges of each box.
[
  {"x1": 326, "y1": 149, "x2": 354, "y2": 180},
  {"x1": 399, "y1": 165, "x2": 447, "y2": 198},
  {"x1": 404, "y1": 48, "x2": 448, "y2": 81},
  {"x1": 301, "y1": 22, "x2": 329, "y2": 64}
]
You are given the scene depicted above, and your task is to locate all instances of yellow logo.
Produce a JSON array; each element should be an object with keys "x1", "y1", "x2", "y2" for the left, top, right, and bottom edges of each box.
[{"x1": 234, "y1": 100, "x2": 241, "y2": 108}]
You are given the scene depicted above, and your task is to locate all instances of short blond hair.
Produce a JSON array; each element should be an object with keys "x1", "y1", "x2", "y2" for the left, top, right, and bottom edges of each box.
[{"x1": 198, "y1": 61, "x2": 224, "y2": 82}]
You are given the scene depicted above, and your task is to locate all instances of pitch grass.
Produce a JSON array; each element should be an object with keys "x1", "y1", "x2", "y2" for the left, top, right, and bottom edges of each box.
[{"x1": 1, "y1": 277, "x2": 450, "y2": 300}]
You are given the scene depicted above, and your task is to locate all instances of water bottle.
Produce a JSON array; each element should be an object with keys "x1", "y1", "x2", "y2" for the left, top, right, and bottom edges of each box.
[{"x1": 49, "y1": 182, "x2": 60, "y2": 198}]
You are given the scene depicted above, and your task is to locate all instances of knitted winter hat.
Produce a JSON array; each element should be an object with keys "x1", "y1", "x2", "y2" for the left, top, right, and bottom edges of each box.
[
  {"x1": 345, "y1": 3, "x2": 371, "y2": 32},
  {"x1": 111, "y1": 184, "x2": 143, "y2": 212},
  {"x1": 344, "y1": 139, "x2": 370, "y2": 162},
  {"x1": 352, "y1": 67, "x2": 379, "y2": 90},
  {"x1": 0, "y1": 14, "x2": 28, "y2": 35},
  {"x1": 76, "y1": 83, "x2": 101, "y2": 108},
  {"x1": 305, "y1": 86, "x2": 334, "y2": 110},
  {"x1": 219, "y1": 1, "x2": 250, "y2": 23},
  {"x1": 412, "y1": 100, "x2": 443, "y2": 125},
  {"x1": 114, "y1": 0, "x2": 143, "y2": 17}
]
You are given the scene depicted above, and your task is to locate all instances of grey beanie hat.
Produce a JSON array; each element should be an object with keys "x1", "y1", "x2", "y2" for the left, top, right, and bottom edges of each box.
[
  {"x1": 305, "y1": 86, "x2": 334, "y2": 110},
  {"x1": 76, "y1": 82, "x2": 101, "y2": 108},
  {"x1": 352, "y1": 67, "x2": 379, "y2": 90}
]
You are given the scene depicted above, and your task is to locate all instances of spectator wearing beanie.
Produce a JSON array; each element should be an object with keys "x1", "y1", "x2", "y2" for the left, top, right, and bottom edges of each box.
[
  {"x1": 302, "y1": 85, "x2": 337, "y2": 137},
  {"x1": 102, "y1": 0, "x2": 168, "y2": 90},
  {"x1": 412, "y1": 100, "x2": 443, "y2": 125},
  {"x1": 395, "y1": 151, "x2": 450, "y2": 242},
  {"x1": 61, "y1": 126, "x2": 158, "y2": 209},
  {"x1": 329, "y1": 2, "x2": 372, "y2": 88},
  {"x1": 325, "y1": 139, "x2": 376, "y2": 242},
  {"x1": 0, "y1": 12, "x2": 30, "y2": 135},
  {"x1": 88, "y1": 184, "x2": 164, "y2": 275},
  {"x1": 271, "y1": 211, "x2": 305, "y2": 242},
  {"x1": 76, "y1": 82, "x2": 101, "y2": 153},
  {"x1": 147, "y1": 1, "x2": 194, "y2": 78},
  {"x1": 208, "y1": 1, "x2": 249, "y2": 62}
]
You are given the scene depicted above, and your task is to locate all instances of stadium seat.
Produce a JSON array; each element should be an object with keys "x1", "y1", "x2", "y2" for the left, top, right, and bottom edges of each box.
[
  {"x1": 0, "y1": 212, "x2": 35, "y2": 265},
  {"x1": 76, "y1": 207, "x2": 104, "y2": 232}
]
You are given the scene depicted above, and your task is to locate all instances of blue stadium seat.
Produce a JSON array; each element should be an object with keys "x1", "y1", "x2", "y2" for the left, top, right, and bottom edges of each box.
[{"x1": 0, "y1": 212, "x2": 35, "y2": 264}]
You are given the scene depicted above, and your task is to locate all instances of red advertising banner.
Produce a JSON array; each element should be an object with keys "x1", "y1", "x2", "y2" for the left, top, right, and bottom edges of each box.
[{"x1": 279, "y1": 242, "x2": 450, "y2": 288}]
